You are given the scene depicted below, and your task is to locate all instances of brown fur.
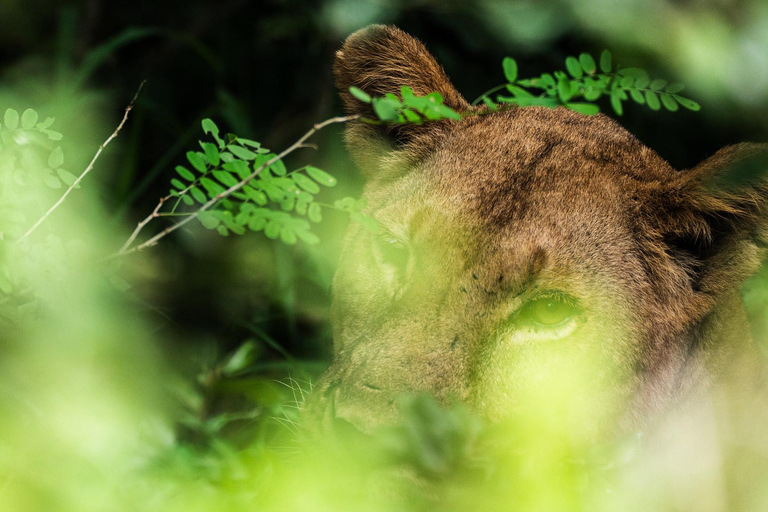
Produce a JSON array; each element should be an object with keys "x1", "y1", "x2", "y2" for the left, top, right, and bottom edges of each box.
[{"x1": 310, "y1": 25, "x2": 768, "y2": 438}]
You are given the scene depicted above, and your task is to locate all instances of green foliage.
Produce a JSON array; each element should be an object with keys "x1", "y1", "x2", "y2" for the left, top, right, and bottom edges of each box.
[
  {"x1": 164, "y1": 119, "x2": 377, "y2": 244},
  {"x1": 351, "y1": 86, "x2": 462, "y2": 124},
  {"x1": 0, "y1": 108, "x2": 82, "y2": 296},
  {"x1": 475, "y1": 51, "x2": 701, "y2": 116}
]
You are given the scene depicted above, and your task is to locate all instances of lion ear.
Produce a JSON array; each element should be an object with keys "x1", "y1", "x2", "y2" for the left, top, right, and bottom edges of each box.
[
  {"x1": 334, "y1": 25, "x2": 469, "y2": 173},
  {"x1": 656, "y1": 143, "x2": 768, "y2": 295}
]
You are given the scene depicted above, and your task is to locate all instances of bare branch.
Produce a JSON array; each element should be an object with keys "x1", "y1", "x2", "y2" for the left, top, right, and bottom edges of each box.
[
  {"x1": 113, "y1": 114, "x2": 359, "y2": 257},
  {"x1": 17, "y1": 81, "x2": 146, "y2": 244},
  {"x1": 118, "y1": 196, "x2": 165, "y2": 253}
]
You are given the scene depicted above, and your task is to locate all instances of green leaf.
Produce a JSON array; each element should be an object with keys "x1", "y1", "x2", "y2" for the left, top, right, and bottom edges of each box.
[
  {"x1": 43, "y1": 172, "x2": 62, "y2": 189},
  {"x1": 634, "y1": 75, "x2": 650, "y2": 89},
  {"x1": 186, "y1": 151, "x2": 207, "y2": 172},
  {"x1": 243, "y1": 185, "x2": 268, "y2": 205},
  {"x1": 308, "y1": 202, "x2": 322, "y2": 223},
  {"x1": 610, "y1": 89, "x2": 624, "y2": 116},
  {"x1": 579, "y1": 53, "x2": 596, "y2": 74},
  {"x1": 673, "y1": 95, "x2": 701, "y2": 111},
  {"x1": 435, "y1": 105, "x2": 461, "y2": 120},
  {"x1": 181, "y1": 194, "x2": 194, "y2": 206},
  {"x1": 222, "y1": 341, "x2": 260, "y2": 376},
  {"x1": 280, "y1": 195, "x2": 295, "y2": 212},
  {"x1": 565, "y1": 56, "x2": 583, "y2": 78},
  {"x1": 213, "y1": 170, "x2": 238, "y2": 187},
  {"x1": 56, "y1": 169, "x2": 78, "y2": 187},
  {"x1": 566, "y1": 103, "x2": 600, "y2": 115},
  {"x1": 502, "y1": 57, "x2": 518, "y2": 82},
  {"x1": 293, "y1": 173, "x2": 320, "y2": 194},
  {"x1": 190, "y1": 186, "x2": 207, "y2": 203},
  {"x1": 201, "y1": 142, "x2": 220, "y2": 166},
  {"x1": 236, "y1": 138, "x2": 261, "y2": 148},
  {"x1": 660, "y1": 93, "x2": 679, "y2": 111},
  {"x1": 402, "y1": 109, "x2": 421, "y2": 123},
  {"x1": 264, "y1": 220, "x2": 281, "y2": 239},
  {"x1": 334, "y1": 197, "x2": 356, "y2": 211},
  {"x1": 557, "y1": 77, "x2": 574, "y2": 102},
  {"x1": 665, "y1": 83, "x2": 685, "y2": 94},
  {"x1": 305, "y1": 166, "x2": 337, "y2": 187},
  {"x1": 650, "y1": 79, "x2": 667, "y2": 91},
  {"x1": 481, "y1": 96, "x2": 498, "y2": 111},
  {"x1": 171, "y1": 178, "x2": 186, "y2": 190},
  {"x1": 48, "y1": 147, "x2": 64, "y2": 168},
  {"x1": 4, "y1": 109, "x2": 19, "y2": 130},
  {"x1": 21, "y1": 109, "x2": 38, "y2": 129},
  {"x1": 176, "y1": 166, "x2": 195, "y2": 181},
  {"x1": 295, "y1": 228, "x2": 320, "y2": 245},
  {"x1": 248, "y1": 211, "x2": 269, "y2": 231},
  {"x1": 349, "y1": 86, "x2": 372, "y2": 103},
  {"x1": 223, "y1": 160, "x2": 250, "y2": 180},
  {"x1": 269, "y1": 159, "x2": 287, "y2": 176},
  {"x1": 629, "y1": 89, "x2": 646, "y2": 104},
  {"x1": 37, "y1": 117, "x2": 55, "y2": 129},
  {"x1": 228, "y1": 145, "x2": 258, "y2": 160},
  {"x1": 201, "y1": 177, "x2": 225, "y2": 196},
  {"x1": 202, "y1": 118, "x2": 219, "y2": 137},
  {"x1": 280, "y1": 226, "x2": 297, "y2": 245},
  {"x1": 372, "y1": 97, "x2": 400, "y2": 122},
  {"x1": 619, "y1": 76, "x2": 635, "y2": 88},
  {"x1": 599, "y1": 50, "x2": 612, "y2": 73},
  {"x1": 645, "y1": 90, "x2": 661, "y2": 110},
  {"x1": 198, "y1": 210, "x2": 220, "y2": 229}
]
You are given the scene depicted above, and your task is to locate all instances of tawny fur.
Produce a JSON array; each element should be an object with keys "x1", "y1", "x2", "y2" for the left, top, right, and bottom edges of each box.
[{"x1": 311, "y1": 25, "x2": 768, "y2": 438}]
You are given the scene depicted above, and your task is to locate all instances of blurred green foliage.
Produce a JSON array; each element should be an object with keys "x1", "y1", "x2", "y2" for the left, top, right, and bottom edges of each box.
[{"x1": 0, "y1": 0, "x2": 766, "y2": 510}]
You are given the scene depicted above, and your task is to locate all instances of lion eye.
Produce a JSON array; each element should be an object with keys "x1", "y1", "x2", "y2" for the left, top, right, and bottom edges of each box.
[
  {"x1": 521, "y1": 295, "x2": 578, "y2": 327},
  {"x1": 377, "y1": 237, "x2": 409, "y2": 271}
]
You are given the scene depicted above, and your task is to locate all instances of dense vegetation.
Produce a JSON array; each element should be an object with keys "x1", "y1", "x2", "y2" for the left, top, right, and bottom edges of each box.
[{"x1": 1, "y1": 1, "x2": 767, "y2": 510}]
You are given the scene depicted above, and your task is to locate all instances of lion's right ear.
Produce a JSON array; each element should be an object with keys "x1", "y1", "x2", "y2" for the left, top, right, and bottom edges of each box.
[{"x1": 334, "y1": 25, "x2": 469, "y2": 175}]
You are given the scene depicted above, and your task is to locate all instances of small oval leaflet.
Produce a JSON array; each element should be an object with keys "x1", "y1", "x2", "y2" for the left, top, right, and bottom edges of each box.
[
  {"x1": 176, "y1": 166, "x2": 195, "y2": 181},
  {"x1": 228, "y1": 145, "x2": 257, "y2": 161},
  {"x1": 48, "y1": 147, "x2": 64, "y2": 168},
  {"x1": 502, "y1": 57, "x2": 518, "y2": 83},
  {"x1": 305, "y1": 166, "x2": 337, "y2": 187},
  {"x1": 4, "y1": 109, "x2": 19, "y2": 130},
  {"x1": 293, "y1": 173, "x2": 321, "y2": 194},
  {"x1": 349, "y1": 86, "x2": 372, "y2": 103},
  {"x1": 21, "y1": 109, "x2": 38, "y2": 129}
]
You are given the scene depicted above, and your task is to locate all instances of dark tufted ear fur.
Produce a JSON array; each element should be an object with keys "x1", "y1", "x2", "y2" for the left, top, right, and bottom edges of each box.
[
  {"x1": 646, "y1": 143, "x2": 768, "y2": 298},
  {"x1": 334, "y1": 25, "x2": 470, "y2": 173}
]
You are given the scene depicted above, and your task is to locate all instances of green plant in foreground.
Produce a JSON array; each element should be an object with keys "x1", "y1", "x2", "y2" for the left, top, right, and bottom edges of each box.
[
  {"x1": 474, "y1": 50, "x2": 700, "y2": 116},
  {"x1": 349, "y1": 85, "x2": 462, "y2": 124}
]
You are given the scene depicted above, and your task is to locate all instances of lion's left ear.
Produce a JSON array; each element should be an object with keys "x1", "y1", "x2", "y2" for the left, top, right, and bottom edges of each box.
[
  {"x1": 334, "y1": 25, "x2": 469, "y2": 175},
  {"x1": 650, "y1": 143, "x2": 768, "y2": 295}
]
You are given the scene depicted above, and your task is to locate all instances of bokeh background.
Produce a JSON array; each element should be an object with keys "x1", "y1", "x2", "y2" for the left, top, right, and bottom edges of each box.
[{"x1": 0, "y1": 0, "x2": 767, "y2": 510}]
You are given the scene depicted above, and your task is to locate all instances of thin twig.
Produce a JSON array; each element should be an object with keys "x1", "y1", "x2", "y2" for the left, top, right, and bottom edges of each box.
[
  {"x1": 113, "y1": 114, "x2": 359, "y2": 257},
  {"x1": 118, "y1": 196, "x2": 164, "y2": 253},
  {"x1": 17, "y1": 81, "x2": 146, "y2": 243}
]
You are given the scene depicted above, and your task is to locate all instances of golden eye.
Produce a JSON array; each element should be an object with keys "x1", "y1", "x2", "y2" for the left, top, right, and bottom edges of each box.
[{"x1": 522, "y1": 295, "x2": 578, "y2": 327}]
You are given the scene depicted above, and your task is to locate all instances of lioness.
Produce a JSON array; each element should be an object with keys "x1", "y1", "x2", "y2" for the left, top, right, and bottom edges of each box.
[{"x1": 309, "y1": 25, "x2": 768, "y2": 441}]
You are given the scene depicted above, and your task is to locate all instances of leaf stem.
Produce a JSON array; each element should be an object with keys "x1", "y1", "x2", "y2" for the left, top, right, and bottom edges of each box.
[
  {"x1": 113, "y1": 114, "x2": 359, "y2": 257},
  {"x1": 17, "y1": 81, "x2": 146, "y2": 243}
]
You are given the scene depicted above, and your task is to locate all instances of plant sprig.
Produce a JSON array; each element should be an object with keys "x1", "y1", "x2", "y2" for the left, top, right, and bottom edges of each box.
[
  {"x1": 349, "y1": 86, "x2": 462, "y2": 124},
  {"x1": 474, "y1": 51, "x2": 701, "y2": 116},
  {"x1": 118, "y1": 116, "x2": 376, "y2": 255}
]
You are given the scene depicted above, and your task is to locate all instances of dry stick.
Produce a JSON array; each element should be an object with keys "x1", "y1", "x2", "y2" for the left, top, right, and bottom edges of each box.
[
  {"x1": 17, "y1": 81, "x2": 146, "y2": 244},
  {"x1": 114, "y1": 114, "x2": 359, "y2": 257}
]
